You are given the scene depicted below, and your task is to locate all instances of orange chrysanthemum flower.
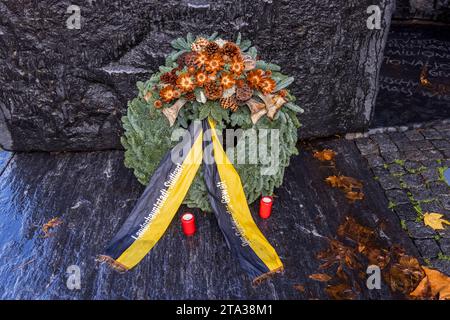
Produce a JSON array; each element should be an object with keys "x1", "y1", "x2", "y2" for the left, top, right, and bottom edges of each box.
[
  {"x1": 154, "y1": 100, "x2": 163, "y2": 109},
  {"x1": 259, "y1": 77, "x2": 276, "y2": 95},
  {"x1": 195, "y1": 52, "x2": 209, "y2": 67},
  {"x1": 159, "y1": 85, "x2": 177, "y2": 103},
  {"x1": 230, "y1": 57, "x2": 245, "y2": 76},
  {"x1": 247, "y1": 69, "x2": 265, "y2": 89},
  {"x1": 176, "y1": 73, "x2": 196, "y2": 92},
  {"x1": 205, "y1": 55, "x2": 224, "y2": 73},
  {"x1": 196, "y1": 71, "x2": 208, "y2": 87},
  {"x1": 220, "y1": 72, "x2": 236, "y2": 89}
]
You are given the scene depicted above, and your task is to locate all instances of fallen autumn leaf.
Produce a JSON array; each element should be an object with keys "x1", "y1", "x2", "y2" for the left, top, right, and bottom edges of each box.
[
  {"x1": 423, "y1": 212, "x2": 450, "y2": 230},
  {"x1": 313, "y1": 149, "x2": 337, "y2": 162},
  {"x1": 309, "y1": 273, "x2": 332, "y2": 282}
]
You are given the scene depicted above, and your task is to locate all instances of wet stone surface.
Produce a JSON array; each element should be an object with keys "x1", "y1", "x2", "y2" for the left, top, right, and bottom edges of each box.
[
  {"x1": 0, "y1": 0, "x2": 395, "y2": 151},
  {"x1": 355, "y1": 122, "x2": 450, "y2": 275},
  {"x1": 372, "y1": 24, "x2": 450, "y2": 128},
  {"x1": 0, "y1": 140, "x2": 418, "y2": 299}
]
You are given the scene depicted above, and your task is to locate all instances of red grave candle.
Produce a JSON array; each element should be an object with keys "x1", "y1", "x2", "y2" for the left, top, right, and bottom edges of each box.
[
  {"x1": 259, "y1": 196, "x2": 273, "y2": 219},
  {"x1": 181, "y1": 212, "x2": 196, "y2": 236}
]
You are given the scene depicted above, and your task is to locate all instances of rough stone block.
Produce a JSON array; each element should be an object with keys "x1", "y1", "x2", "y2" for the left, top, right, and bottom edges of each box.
[
  {"x1": 0, "y1": 0, "x2": 395, "y2": 151},
  {"x1": 405, "y1": 221, "x2": 436, "y2": 239},
  {"x1": 414, "y1": 239, "x2": 441, "y2": 259}
]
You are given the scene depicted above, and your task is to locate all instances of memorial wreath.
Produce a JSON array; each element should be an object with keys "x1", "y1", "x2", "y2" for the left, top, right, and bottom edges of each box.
[{"x1": 121, "y1": 33, "x2": 304, "y2": 212}]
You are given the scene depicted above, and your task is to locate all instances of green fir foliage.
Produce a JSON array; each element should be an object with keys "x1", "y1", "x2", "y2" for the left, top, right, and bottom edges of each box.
[{"x1": 121, "y1": 34, "x2": 302, "y2": 211}]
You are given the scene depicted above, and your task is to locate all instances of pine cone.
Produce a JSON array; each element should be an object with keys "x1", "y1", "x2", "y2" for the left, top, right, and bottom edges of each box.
[
  {"x1": 184, "y1": 52, "x2": 198, "y2": 67},
  {"x1": 220, "y1": 96, "x2": 238, "y2": 112},
  {"x1": 204, "y1": 81, "x2": 223, "y2": 100},
  {"x1": 236, "y1": 82, "x2": 253, "y2": 102},
  {"x1": 184, "y1": 91, "x2": 196, "y2": 101},
  {"x1": 205, "y1": 42, "x2": 220, "y2": 56},
  {"x1": 160, "y1": 72, "x2": 177, "y2": 85},
  {"x1": 177, "y1": 52, "x2": 189, "y2": 68},
  {"x1": 222, "y1": 42, "x2": 240, "y2": 58},
  {"x1": 191, "y1": 37, "x2": 209, "y2": 52}
]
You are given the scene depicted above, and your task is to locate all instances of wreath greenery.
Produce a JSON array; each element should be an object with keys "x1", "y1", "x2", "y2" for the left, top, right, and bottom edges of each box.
[{"x1": 121, "y1": 33, "x2": 304, "y2": 212}]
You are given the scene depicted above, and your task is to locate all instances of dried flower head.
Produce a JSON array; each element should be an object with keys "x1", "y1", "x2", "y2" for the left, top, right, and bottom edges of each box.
[
  {"x1": 154, "y1": 100, "x2": 163, "y2": 109},
  {"x1": 205, "y1": 55, "x2": 224, "y2": 73},
  {"x1": 220, "y1": 72, "x2": 236, "y2": 89},
  {"x1": 259, "y1": 77, "x2": 276, "y2": 95},
  {"x1": 195, "y1": 71, "x2": 208, "y2": 87},
  {"x1": 247, "y1": 69, "x2": 265, "y2": 89},
  {"x1": 159, "y1": 85, "x2": 177, "y2": 103},
  {"x1": 195, "y1": 52, "x2": 209, "y2": 67},
  {"x1": 230, "y1": 57, "x2": 245, "y2": 76},
  {"x1": 176, "y1": 73, "x2": 196, "y2": 92}
]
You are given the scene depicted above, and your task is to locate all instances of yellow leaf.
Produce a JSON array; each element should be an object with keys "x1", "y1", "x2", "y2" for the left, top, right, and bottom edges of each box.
[
  {"x1": 313, "y1": 149, "x2": 336, "y2": 162},
  {"x1": 410, "y1": 267, "x2": 450, "y2": 300},
  {"x1": 42, "y1": 217, "x2": 63, "y2": 238},
  {"x1": 423, "y1": 212, "x2": 450, "y2": 230}
]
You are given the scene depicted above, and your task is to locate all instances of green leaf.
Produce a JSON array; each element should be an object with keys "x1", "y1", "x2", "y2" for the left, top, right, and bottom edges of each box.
[
  {"x1": 198, "y1": 104, "x2": 210, "y2": 120},
  {"x1": 211, "y1": 107, "x2": 223, "y2": 123},
  {"x1": 239, "y1": 39, "x2": 252, "y2": 52},
  {"x1": 255, "y1": 60, "x2": 281, "y2": 72},
  {"x1": 236, "y1": 32, "x2": 242, "y2": 46},
  {"x1": 285, "y1": 102, "x2": 304, "y2": 114},
  {"x1": 166, "y1": 50, "x2": 187, "y2": 65},
  {"x1": 177, "y1": 108, "x2": 188, "y2": 128},
  {"x1": 159, "y1": 66, "x2": 173, "y2": 73},
  {"x1": 230, "y1": 108, "x2": 251, "y2": 127},
  {"x1": 278, "y1": 110, "x2": 287, "y2": 123},
  {"x1": 136, "y1": 81, "x2": 145, "y2": 91},
  {"x1": 170, "y1": 38, "x2": 184, "y2": 50},
  {"x1": 171, "y1": 37, "x2": 190, "y2": 50},
  {"x1": 247, "y1": 47, "x2": 258, "y2": 59},
  {"x1": 208, "y1": 32, "x2": 219, "y2": 41},
  {"x1": 275, "y1": 77, "x2": 295, "y2": 92},
  {"x1": 186, "y1": 33, "x2": 194, "y2": 45}
]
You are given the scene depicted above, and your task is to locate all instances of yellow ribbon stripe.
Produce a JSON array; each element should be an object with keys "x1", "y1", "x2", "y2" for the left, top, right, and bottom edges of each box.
[
  {"x1": 208, "y1": 118, "x2": 283, "y2": 272},
  {"x1": 116, "y1": 130, "x2": 204, "y2": 269}
]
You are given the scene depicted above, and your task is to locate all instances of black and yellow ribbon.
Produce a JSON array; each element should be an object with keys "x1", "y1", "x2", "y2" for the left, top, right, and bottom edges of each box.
[{"x1": 101, "y1": 119, "x2": 283, "y2": 282}]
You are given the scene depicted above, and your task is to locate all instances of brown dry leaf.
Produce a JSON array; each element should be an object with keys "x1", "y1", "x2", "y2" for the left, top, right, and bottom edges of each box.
[
  {"x1": 309, "y1": 273, "x2": 332, "y2": 282},
  {"x1": 337, "y1": 216, "x2": 375, "y2": 246},
  {"x1": 420, "y1": 66, "x2": 432, "y2": 87},
  {"x1": 317, "y1": 239, "x2": 362, "y2": 271},
  {"x1": 410, "y1": 267, "x2": 450, "y2": 300},
  {"x1": 325, "y1": 175, "x2": 341, "y2": 188},
  {"x1": 364, "y1": 247, "x2": 391, "y2": 270},
  {"x1": 336, "y1": 264, "x2": 351, "y2": 283},
  {"x1": 423, "y1": 212, "x2": 450, "y2": 230},
  {"x1": 386, "y1": 255, "x2": 424, "y2": 294},
  {"x1": 293, "y1": 284, "x2": 305, "y2": 293},
  {"x1": 338, "y1": 217, "x2": 391, "y2": 269},
  {"x1": 325, "y1": 175, "x2": 363, "y2": 191},
  {"x1": 325, "y1": 283, "x2": 357, "y2": 300},
  {"x1": 345, "y1": 191, "x2": 364, "y2": 202},
  {"x1": 325, "y1": 175, "x2": 364, "y2": 202},
  {"x1": 42, "y1": 217, "x2": 63, "y2": 238},
  {"x1": 313, "y1": 149, "x2": 336, "y2": 162}
]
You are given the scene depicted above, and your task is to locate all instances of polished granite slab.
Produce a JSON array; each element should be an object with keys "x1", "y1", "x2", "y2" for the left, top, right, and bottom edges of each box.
[{"x1": 0, "y1": 140, "x2": 419, "y2": 299}]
